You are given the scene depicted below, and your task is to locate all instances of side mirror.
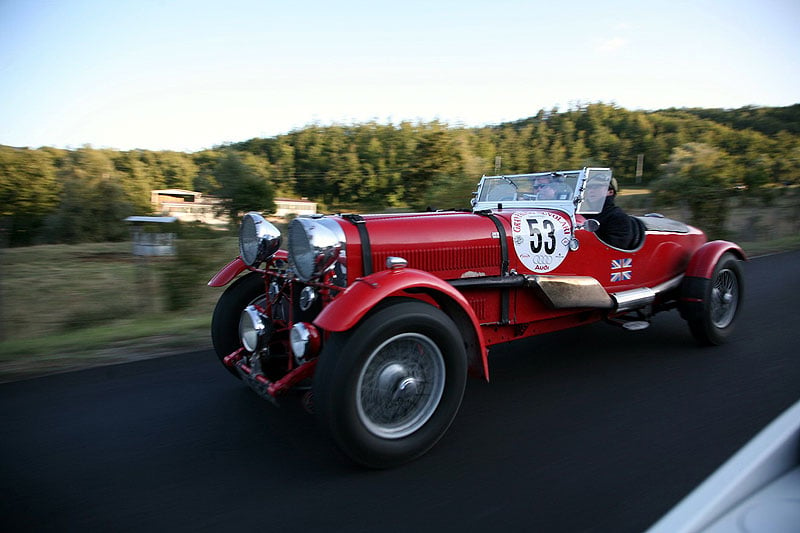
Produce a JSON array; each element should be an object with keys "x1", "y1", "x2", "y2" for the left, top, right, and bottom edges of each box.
[{"x1": 580, "y1": 219, "x2": 600, "y2": 233}]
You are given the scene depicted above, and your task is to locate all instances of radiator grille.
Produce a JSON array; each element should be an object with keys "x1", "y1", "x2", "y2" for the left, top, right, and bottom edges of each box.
[{"x1": 372, "y1": 245, "x2": 497, "y2": 274}]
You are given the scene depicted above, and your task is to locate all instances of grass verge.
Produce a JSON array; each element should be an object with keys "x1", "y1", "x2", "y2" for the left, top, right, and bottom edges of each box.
[{"x1": 0, "y1": 314, "x2": 212, "y2": 383}]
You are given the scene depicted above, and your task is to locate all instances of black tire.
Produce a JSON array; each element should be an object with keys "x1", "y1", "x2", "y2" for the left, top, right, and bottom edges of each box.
[
  {"x1": 313, "y1": 300, "x2": 467, "y2": 468},
  {"x1": 210, "y1": 272, "x2": 266, "y2": 378},
  {"x1": 686, "y1": 253, "x2": 744, "y2": 346}
]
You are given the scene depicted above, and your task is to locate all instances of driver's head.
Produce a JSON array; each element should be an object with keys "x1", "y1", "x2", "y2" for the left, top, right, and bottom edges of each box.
[
  {"x1": 609, "y1": 177, "x2": 619, "y2": 195},
  {"x1": 537, "y1": 181, "x2": 557, "y2": 200},
  {"x1": 587, "y1": 176, "x2": 617, "y2": 196}
]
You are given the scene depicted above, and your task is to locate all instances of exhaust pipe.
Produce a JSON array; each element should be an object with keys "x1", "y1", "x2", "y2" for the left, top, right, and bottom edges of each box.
[{"x1": 611, "y1": 287, "x2": 656, "y2": 313}]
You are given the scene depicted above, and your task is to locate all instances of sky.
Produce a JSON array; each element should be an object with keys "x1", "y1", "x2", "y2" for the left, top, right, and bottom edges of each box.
[{"x1": 1, "y1": 0, "x2": 798, "y2": 152}]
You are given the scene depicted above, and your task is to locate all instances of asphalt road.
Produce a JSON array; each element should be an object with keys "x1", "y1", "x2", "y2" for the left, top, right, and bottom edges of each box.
[{"x1": 2, "y1": 251, "x2": 799, "y2": 533}]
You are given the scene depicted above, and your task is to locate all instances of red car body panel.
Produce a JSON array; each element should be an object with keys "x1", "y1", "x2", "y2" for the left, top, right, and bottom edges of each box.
[
  {"x1": 494, "y1": 210, "x2": 706, "y2": 292},
  {"x1": 324, "y1": 208, "x2": 708, "y2": 331},
  {"x1": 314, "y1": 267, "x2": 482, "y2": 333},
  {"x1": 338, "y1": 211, "x2": 504, "y2": 281},
  {"x1": 313, "y1": 267, "x2": 490, "y2": 379},
  {"x1": 685, "y1": 240, "x2": 746, "y2": 279},
  {"x1": 208, "y1": 257, "x2": 248, "y2": 287},
  {"x1": 208, "y1": 251, "x2": 289, "y2": 287}
]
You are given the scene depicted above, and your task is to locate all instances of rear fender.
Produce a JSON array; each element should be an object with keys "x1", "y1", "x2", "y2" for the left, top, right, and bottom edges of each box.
[
  {"x1": 680, "y1": 241, "x2": 746, "y2": 320},
  {"x1": 314, "y1": 268, "x2": 490, "y2": 381},
  {"x1": 685, "y1": 241, "x2": 746, "y2": 279}
]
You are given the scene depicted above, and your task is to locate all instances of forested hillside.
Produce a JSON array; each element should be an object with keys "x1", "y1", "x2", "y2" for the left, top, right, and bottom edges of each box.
[{"x1": 2, "y1": 103, "x2": 799, "y2": 246}]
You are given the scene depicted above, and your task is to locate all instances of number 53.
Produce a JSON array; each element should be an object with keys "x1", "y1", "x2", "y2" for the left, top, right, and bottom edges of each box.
[{"x1": 527, "y1": 218, "x2": 556, "y2": 254}]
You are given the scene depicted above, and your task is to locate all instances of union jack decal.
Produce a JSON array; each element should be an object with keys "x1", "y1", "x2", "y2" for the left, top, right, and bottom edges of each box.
[
  {"x1": 611, "y1": 258, "x2": 632, "y2": 282},
  {"x1": 611, "y1": 270, "x2": 632, "y2": 282},
  {"x1": 611, "y1": 258, "x2": 632, "y2": 270}
]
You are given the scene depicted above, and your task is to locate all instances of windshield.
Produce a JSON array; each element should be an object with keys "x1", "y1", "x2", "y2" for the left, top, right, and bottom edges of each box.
[
  {"x1": 575, "y1": 168, "x2": 612, "y2": 215},
  {"x1": 477, "y1": 172, "x2": 580, "y2": 204}
]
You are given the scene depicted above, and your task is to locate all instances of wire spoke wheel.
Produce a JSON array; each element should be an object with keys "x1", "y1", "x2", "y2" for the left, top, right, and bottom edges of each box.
[
  {"x1": 356, "y1": 333, "x2": 445, "y2": 439},
  {"x1": 684, "y1": 252, "x2": 744, "y2": 346},
  {"x1": 313, "y1": 299, "x2": 467, "y2": 468},
  {"x1": 710, "y1": 268, "x2": 739, "y2": 328}
]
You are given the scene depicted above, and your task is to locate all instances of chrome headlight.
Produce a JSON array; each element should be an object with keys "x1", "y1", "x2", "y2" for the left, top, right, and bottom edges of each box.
[
  {"x1": 239, "y1": 305, "x2": 269, "y2": 353},
  {"x1": 290, "y1": 322, "x2": 321, "y2": 364},
  {"x1": 287, "y1": 217, "x2": 343, "y2": 282},
  {"x1": 239, "y1": 212, "x2": 281, "y2": 267}
]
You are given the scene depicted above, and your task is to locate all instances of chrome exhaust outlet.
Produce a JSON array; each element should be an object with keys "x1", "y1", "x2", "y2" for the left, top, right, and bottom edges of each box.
[{"x1": 611, "y1": 287, "x2": 656, "y2": 313}]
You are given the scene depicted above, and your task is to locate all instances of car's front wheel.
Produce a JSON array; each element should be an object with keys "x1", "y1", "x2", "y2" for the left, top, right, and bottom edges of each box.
[
  {"x1": 313, "y1": 299, "x2": 467, "y2": 468},
  {"x1": 210, "y1": 272, "x2": 266, "y2": 378}
]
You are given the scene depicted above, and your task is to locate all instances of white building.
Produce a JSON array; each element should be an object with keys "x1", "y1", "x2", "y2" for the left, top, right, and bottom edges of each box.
[
  {"x1": 151, "y1": 190, "x2": 316, "y2": 222},
  {"x1": 274, "y1": 197, "x2": 317, "y2": 218},
  {"x1": 151, "y1": 189, "x2": 228, "y2": 226}
]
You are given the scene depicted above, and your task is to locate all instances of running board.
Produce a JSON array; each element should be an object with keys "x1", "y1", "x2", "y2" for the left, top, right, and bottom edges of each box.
[{"x1": 527, "y1": 274, "x2": 683, "y2": 312}]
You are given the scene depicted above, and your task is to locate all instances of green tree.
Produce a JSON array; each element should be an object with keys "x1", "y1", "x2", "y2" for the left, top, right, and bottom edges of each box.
[
  {"x1": 44, "y1": 148, "x2": 134, "y2": 243},
  {"x1": 772, "y1": 131, "x2": 800, "y2": 186},
  {"x1": 156, "y1": 151, "x2": 198, "y2": 190},
  {"x1": 527, "y1": 121, "x2": 551, "y2": 171},
  {"x1": 213, "y1": 151, "x2": 275, "y2": 221},
  {"x1": 424, "y1": 129, "x2": 484, "y2": 210},
  {"x1": 0, "y1": 146, "x2": 60, "y2": 245},
  {"x1": 403, "y1": 125, "x2": 463, "y2": 209},
  {"x1": 111, "y1": 151, "x2": 155, "y2": 212},
  {"x1": 652, "y1": 143, "x2": 735, "y2": 238}
]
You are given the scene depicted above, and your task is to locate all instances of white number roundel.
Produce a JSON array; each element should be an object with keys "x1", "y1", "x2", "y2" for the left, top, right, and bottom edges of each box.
[{"x1": 510, "y1": 211, "x2": 572, "y2": 273}]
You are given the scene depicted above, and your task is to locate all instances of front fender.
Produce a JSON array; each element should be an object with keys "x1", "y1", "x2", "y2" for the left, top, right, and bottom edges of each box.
[
  {"x1": 208, "y1": 257, "x2": 248, "y2": 287},
  {"x1": 314, "y1": 268, "x2": 489, "y2": 381},
  {"x1": 685, "y1": 240, "x2": 746, "y2": 279},
  {"x1": 207, "y1": 251, "x2": 289, "y2": 287}
]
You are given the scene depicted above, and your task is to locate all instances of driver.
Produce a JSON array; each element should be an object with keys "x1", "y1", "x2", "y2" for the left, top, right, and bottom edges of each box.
[
  {"x1": 534, "y1": 176, "x2": 556, "y2": 200},
  {"x1": 584, "y1": 177, "x2": 638, "y2": 249},
  {"x1": 533, "y1": 175, "x2": 570, "y2": 200}
]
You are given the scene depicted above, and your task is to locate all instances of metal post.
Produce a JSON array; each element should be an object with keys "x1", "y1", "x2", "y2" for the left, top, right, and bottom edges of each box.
[{"x1": 636, "y1": 154, "x2": 644, "y2": 184}]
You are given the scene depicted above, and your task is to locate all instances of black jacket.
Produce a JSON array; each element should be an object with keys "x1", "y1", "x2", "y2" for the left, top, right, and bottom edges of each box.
[{"x1": 587, "y1": 196, "x2": 637, "y2": 249}]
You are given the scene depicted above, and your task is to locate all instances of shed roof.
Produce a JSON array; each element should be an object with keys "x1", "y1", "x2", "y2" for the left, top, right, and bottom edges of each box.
[{"x1": 124, "y1": 216, "x2": 178, "y2": 223}]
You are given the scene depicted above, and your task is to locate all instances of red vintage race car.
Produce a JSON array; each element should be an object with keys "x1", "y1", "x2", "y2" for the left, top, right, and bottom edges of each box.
[{"x1": 209, "y1": 167, "x2": 745, "y2": 468}]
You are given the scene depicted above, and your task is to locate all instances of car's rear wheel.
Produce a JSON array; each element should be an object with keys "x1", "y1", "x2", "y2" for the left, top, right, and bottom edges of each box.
[
  {"x1": 685, "y1": 253, "x2": 744, "y2": 346},
  {"x1": 210, "y1": 272, "x2": 266, "y2": 378},
  {"x1": 313, "y1": 299, "x2": 467, "y2": 468}
]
